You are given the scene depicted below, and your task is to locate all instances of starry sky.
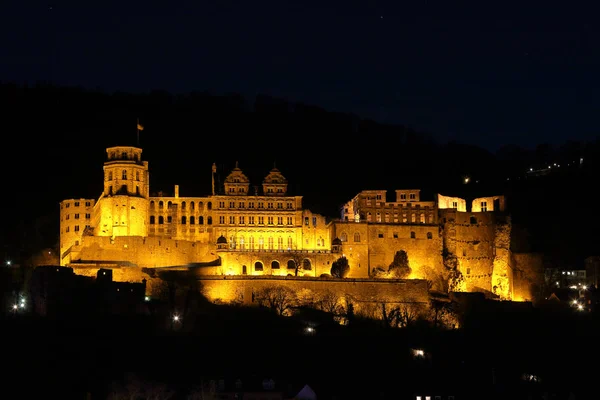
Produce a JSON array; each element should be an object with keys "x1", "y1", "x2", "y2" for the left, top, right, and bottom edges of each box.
[{"x1": 2, "y1": 1, "x2": 599, "y2": 151}]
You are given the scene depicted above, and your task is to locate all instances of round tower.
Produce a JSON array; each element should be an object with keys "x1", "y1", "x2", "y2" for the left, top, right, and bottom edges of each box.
[{"x1": 94, "y1": 146, "x2": 150, "y2": 238}]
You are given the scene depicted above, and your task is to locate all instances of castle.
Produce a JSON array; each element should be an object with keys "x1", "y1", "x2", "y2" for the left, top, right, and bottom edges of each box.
[{"x1": 59, "y1": 145, "x2": 536, "y2": 304}]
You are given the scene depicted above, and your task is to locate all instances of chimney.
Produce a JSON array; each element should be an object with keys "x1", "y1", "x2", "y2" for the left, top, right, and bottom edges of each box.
[{"x1": 174, "y1": 185, "x2": 179, "y2": 198}]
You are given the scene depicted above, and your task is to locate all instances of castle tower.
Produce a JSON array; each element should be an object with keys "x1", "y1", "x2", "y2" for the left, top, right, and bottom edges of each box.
[
  {"x1": 262, "y1": 165, "x2": 288, "y2": 196},
  {"x1": 94, "y1": 146, "x2": 150, "y2": 238},
  {"x1": 223, "y1": 162, "x2": 250, "y2": 195}
]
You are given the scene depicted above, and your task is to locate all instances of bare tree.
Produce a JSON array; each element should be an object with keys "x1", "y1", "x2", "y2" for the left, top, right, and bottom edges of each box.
[
  {"x1": 255, "y1": 285, "x2": 297, "y2": 316},
  {"x1": 288, "y1": 252, "x2": 311, "y2": 276},
  {"x1": 385, "y1": 300, "x2": 426, "y2": 328},
  {"x1": 315, "y1": 289, "x2": 343, "y2": 315},
  {"x1": 429, "y1": 298, "x2": 458, "y2": 329},
  {"x1": 107, "y1": 374, "x2": 175, "y2": 400}
]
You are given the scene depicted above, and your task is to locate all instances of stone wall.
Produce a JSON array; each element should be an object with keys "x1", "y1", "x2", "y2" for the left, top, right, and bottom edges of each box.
[
  {"x1": 198, "y1": 276, "x2": 430, "y2": 310},
  {"x1": 66, "y1": 236, "x2": 216, "y2": 267},
  {"x1": 511, "y1": 252, "x2": 544, "y2": 301}
]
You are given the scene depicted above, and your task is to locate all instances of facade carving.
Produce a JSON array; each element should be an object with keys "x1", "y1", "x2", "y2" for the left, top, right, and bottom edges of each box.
[{"x1": 59, "y1": 145, "x2": 537, "y2": 302}]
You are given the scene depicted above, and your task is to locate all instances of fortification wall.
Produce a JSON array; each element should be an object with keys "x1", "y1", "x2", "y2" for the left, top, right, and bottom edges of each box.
[
  {"x1": 512, "y1": 252, "x2": 544, "y2": 301},
  {"x1": 198, "y1": 276, "x2": 430, "y2": 309},
  {"x1": 68, "y1": 236, "x2": 216, "y2": 267}
]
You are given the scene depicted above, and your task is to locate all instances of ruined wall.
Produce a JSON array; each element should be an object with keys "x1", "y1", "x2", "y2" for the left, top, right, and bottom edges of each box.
[
  {"x1": 198, "y1": 276, "x2": 430, "y2": 310},
  {"x1": 332, "y1": 222, "x2": 370, "y2": 277},
  {"x1": 437, "y1": 194, "x2": 467, "y2": 212},
  {"x1": 512, "y1": 252, "x2": 544, "y2": 301},
  {"x1": 59, "y1": 199, "x2": 95, "y2": 259},
  {"x1": 66, "y1": 236, "x2": 216, "y2": 267},
  {"x1": 441, "y1": 211, "x2": 498, "y2": 293},
  {"x1": 491, "y1": 218, "x2": 513, "y2": 300}
]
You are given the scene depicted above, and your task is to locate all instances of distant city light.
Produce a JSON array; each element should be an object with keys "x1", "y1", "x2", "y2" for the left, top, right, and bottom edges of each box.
[
  {"x1": 6, "y1": 261, "x2": 11, "y2": 266},
  {"x1": 144, "y1": 296, "x2": 150, "y2": 301},
  {"x1": 172, "y1": 314, "x2": 180, "y2": 322}
]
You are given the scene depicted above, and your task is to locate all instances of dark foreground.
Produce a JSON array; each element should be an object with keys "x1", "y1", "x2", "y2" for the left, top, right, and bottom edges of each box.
[{"x1": 4, "y1": 304, "x2": 599, "y2": 400}]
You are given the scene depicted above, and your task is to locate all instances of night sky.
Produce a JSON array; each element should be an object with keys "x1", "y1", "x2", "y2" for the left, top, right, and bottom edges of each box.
[{"x1": 2, "y1": 1, "x2": 599, "y2": 151}]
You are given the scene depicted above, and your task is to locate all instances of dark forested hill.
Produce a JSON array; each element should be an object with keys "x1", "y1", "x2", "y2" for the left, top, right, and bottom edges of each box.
[{"x1": 2, "y1": 82, "x2": 599, "y2": 267}]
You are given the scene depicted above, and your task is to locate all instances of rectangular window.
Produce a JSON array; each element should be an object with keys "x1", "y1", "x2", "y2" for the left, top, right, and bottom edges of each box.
[
  {"x1": 258, "y1": 216, "x2": 264, "y2": 224},
  {"x1": 481, "y1": 201, "x2": 488, "y2": 212},
  {"x1": 229, "y1": 216, "x2": 235, "y2": 224},
  {"x1": 74, "y1": 202, "x2": 80, "y2": 207},
  {"x1": 239, "y1": 216, "x2": 245, "y2": 224},
  {"x1": 85, "y1": 213, "x2": 90, "y2": 219},
  {"x1": 249, "y1": 216, "x2": 255, "y2": 224},
  {"x1": 219, "y1": 216, "x2": 225, "y2": 224}
]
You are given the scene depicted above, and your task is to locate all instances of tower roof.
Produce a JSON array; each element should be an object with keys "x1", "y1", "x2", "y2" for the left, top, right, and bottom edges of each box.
[
  {"x1": 263, "y1": 167, "x2": 287, "y2": 184},
  {"x1": 224, "y1": 162, "x2": 250, "y2": 184}
]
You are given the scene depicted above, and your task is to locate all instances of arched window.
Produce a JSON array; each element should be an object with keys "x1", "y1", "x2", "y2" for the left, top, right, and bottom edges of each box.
[
  {"x1": 181, "y1": 201, "x2": 186, "y2": 210},
  {"x1": 159, "y1": 201, "x2": 164, "y2": 210},
  {"x1": 150, "y1": 201, "x2": 155, "y2": 209},
  {"x1": 277, "y1": 237, "x2": 283, "y2": 249},
  {"x1": 302, "y1": 259, "x2": 312, "y2": 270},
  {"x1": 207, "y1": 202, "x2": 212, "y2": 210},
  {"x1": 268, "y1": 237, "x2": 274, "y2": 250},
  {"x1": 198, "y1": 216, "x2": 204, "y2": 224},
  {"x1": 427, "y1": 232, "x2": 433, "y2": 239},
  {"x1": 287, "y1": 260, "x2": 295, "y2": 269},
  {"x1": 158, "y1": 216, "x2": 164, "y2": 224},
  {"x1": 354, "y1": 232, "x2": 360, "y2": 242},
  {"x1": 249, "y1": 237, "x2": 254, "y2": 249},
  {"x1": 207, "y1": 216, "x2": 212, "y2": 225},
  {"x1": 287, "y1": 237, "x2": 293, "y2": 249},
  {"x1": 254, "y1": 261, "x2": 263, "y2": 272},
  {"x1": 189, "y1": 216, "x2": 195, "y2": 224},
  {"x1": 341, "y1": 232, "x2": 348, "y2": 242},
  {"x1": 190, "y1": 201, "x2": 195, "y2": 210},
  {"x1": 150, "y1": 216, "x2": 155, "y2": 224},
  {"x1": 136, "y1": 171, "x2": 140, "y2": 181},
  {"x1": 181, "y1": 216, "x2": 187, "y2": 224},
  {"x1": 271, "y1": 261, "x2": 280, "y2": 269},
  {"x1": 239, "y1": 236, "x2": 245, "y2": 250}
]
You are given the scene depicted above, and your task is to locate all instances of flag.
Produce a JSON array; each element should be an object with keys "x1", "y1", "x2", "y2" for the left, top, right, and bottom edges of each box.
[{"x1": 137, "y1": 123, "x2": 144, "y2": 131}]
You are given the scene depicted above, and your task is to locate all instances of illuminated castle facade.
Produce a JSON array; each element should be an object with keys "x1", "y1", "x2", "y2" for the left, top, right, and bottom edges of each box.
[{"x1": 60, "y1": 146, "x2": 524, "y2": 300}]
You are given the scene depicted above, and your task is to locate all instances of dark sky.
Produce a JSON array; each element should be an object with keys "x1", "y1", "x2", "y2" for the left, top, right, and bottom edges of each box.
[{"x1": 2, "y1": 1, "x2": 599, "y2": 151}]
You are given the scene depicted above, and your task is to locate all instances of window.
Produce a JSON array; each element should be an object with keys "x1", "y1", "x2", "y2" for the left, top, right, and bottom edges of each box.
[
  {"x1": 393, "y1": 232, "x2": 398, "y2": 239},
  {"x1": 378, "y1": 232, "x2": 384, "y2": 238},
  {"x1": 288, "y1": 237, "x2": 293, "y2": 249},
  {"x1": 122, "y1": 170, "x2": 127, "y2": 180},
  {"x1": 313, "y1": 216, "x2": 317, "y2": 226},
  {"x1": 287, "y1": 217, "x2": 293, "y2": 225},
  {"x1": 159, "y1": 216, "x2": 164, "y2": 224},
  {"x1": 239, "y1": 216, "x2": 245, "y2": 224},
  {"x1": 410, "y1": 231, "x2": 416, "y2": 239},
  {"x1": 354, "y1": 232, "x2": 360, "y2": 242},
  {"x1": 207, "y1": 216, "x2": 212, "y2": 224},
  {"x1": 258, "y1": 216, "x2": 264, "y2": 224},
  {"x1": 427, "y1": 232, "x2": 432, "y2": 239},
  {"x1": 268, "y1": 237, "x2": 274, "y2": 250},
  {"x1": 470, "y1": 216, "x2": 477, "y2": 224},
  {"x1": 409, "y1": 193, "x2": 416, "y2": 200},
  {"x1": 305, "y1": 217, "x2": 309, "y2": 226},
  {"x1": 167, "y1": 216, "x2": 172, "y2": 223},
  {"x1": 190, "y1": 216, "x2": 195, "y2": 224},
  {"x1": 181, "y1": 216, "x2": 187, "y2": 224},
  {"x1": 249, "y1": 237, "x2": 254, "y2": 249},
  {"x1": 136, "y1": 171, "x2": 140, "y2": 181},
  {"x1": 341, "y1": 232, "x2": 348, "y2": 242},
  {"x1": 229, "y1": 201, "x2": 235, "y2": 208},
  {"x1": 229, "y1": 216, "x2": 235, "y2": 224},
  {"x1": 287, "y1": 260, "x2": 295, "y2": 269},
  {"x1": 452, "y1": 201, "x2": 458, "y2": 208},
  {"x1": 271, "y1": 261, "x2": 280, "y2": 269},
  {"x1": 268, "y1": 217, "x2": 274, "y2": 225},
  {"x1": 219, "y1": 216, "x2": 225, "y2": 224},
  {"x1": 277, "y1": 237, "x2": 283, "y2": 249},
  {"x1": 258, "y1": 237, "x2": 264, "y2": 250},
  {"x1": 400, "y1": 193, "x2": 406, "y2": 200},
  {"x1": 254, "y1": 261, "x2": 263, "y2": 272},
  {"x1": 481, "y1": 201, "x2": 488, "y2": 212},
  {"x1": 198, "y1": 216, "x2": 204, "y2": 224},
  {"x1": 249, "y1": 216, "x2": 255, "y2": 224},
  {"x1": 108, "y1": 172, "x2": 112, "y2": 181},
  {"x1": 85, "y1": 202, "x2": 91, "y2": 207},
  {"x1": 277, "y1": 216, "x2": 283, "y2": 225},
  {"x1": 74, "y1": 225, "x2": 80, "y2": 232},
  {"x1": 74, "y1": 214, "x2": 80, "y2": 219},
  {"x1": 74, "y1": 202, "x2": 80, "y2": 207}
]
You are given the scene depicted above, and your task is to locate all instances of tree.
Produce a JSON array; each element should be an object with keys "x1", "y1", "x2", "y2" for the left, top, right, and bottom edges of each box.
[
  {"x1": 315, "y1": 289, "x2": 343, "y2": 315},
  {"x1": 255, "y1": 285, "x2": 297, "y2": 316},
  {"x1": 331, "y1": 256, "x2": 350, "y2": 278},
  {"x1": 388, "y1": 250, "x2": 411, "y2": 278},
  {"x1": 107, "y1": 374, "x2": 175, "y2": 400},
  {"x1": 289, "y1": 252, "x2": 309, "y2": 276}
]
